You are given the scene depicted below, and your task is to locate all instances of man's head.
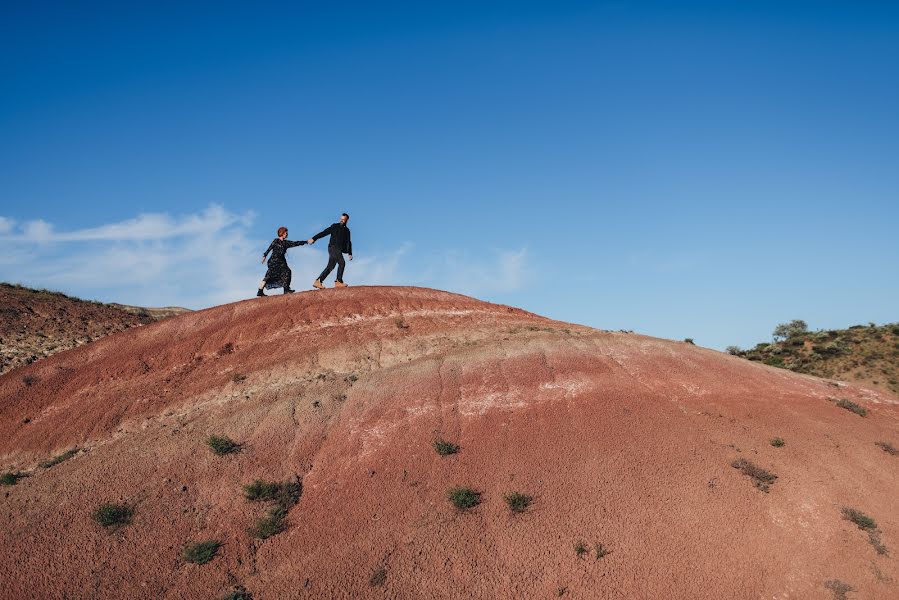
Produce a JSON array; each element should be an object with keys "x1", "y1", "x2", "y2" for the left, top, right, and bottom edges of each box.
[{"x1": 340, "y1": 213, "x2": 349, "y2": 224}]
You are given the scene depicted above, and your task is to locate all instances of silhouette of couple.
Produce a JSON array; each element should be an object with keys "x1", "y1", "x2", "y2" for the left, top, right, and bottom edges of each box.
[{"x1": 257, "y1": 213, "x2": 353, "y2": 296}]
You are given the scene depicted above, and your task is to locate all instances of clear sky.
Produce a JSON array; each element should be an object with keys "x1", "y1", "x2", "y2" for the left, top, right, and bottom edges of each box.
[{"x1": 1, "y1": 1, "x2": 897, "y2": 350}]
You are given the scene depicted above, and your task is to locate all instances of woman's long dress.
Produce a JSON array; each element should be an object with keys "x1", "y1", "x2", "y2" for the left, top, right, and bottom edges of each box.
[{"x1": 263, "y1": 238, "x2": 307, "y2": 290}]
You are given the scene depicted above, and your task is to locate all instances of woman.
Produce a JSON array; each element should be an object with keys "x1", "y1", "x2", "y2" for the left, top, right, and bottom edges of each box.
[{"x1": 257, "y1": 226, "x2": 308, "y2": 296}]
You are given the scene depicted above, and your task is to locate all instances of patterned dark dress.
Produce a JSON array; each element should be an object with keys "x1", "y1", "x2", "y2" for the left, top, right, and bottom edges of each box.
[{"x1": 262, "y1": 238, "x2": 307, "y2": 290}]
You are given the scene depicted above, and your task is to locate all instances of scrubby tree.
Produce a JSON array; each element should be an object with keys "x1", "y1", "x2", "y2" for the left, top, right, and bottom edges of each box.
[
  {"x1": 725, "y1": 346, "x2": 742, "y2": 355},
  {"x1": 772, "y1": 320, "x2": 808, "y2": 342}
]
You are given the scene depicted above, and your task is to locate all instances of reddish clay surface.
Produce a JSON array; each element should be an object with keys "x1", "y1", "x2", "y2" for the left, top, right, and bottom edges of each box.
[{"x1": 1, "y1": 286, "x2": 897, "y2": 599}]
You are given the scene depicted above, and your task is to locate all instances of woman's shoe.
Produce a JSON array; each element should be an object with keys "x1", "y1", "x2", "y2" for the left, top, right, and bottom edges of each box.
[
  {"x1": 334, "y1": 281, "x2": 348, "y2": 288},
  {"x1": 284, "y1": 288, "x2": 295, "y2": 294},
  {"x1": 257, "y1": 289, "x2": 266, "y2": 297}
]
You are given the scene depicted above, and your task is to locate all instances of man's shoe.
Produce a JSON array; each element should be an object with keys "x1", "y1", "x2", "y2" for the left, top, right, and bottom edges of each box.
[
  {"x1": 257, "y1": 289, "x2": 266, "y2": 297},
  {"x1": 312, "y1": 279, "x2": 324, "y2": 289},
  {"x1": 284, "y1": 288, "x2": 295, "y2": 294},
  {"x1": 334, "y1": 281, "x2": 348, "y2": 288}
]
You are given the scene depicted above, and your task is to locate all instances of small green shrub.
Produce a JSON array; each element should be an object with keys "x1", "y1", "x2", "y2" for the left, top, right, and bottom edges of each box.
[
  {"x1": 574, "y1": 542, "x2": 588, "y2": 558},
  {"x1": 842, "y1": 507, "x2": 876, "y2": 530},
  {"x1": 835, "y1": 398, "x2": 867, "y2": 417},
  {"x1": 725, "y1": 346, "x2": 742, "y2": 355},
  {"x1": 249, "y1": 509, "x2": 287, "y2": 539},
  {"x1": 731, "y1": 458, "x2": 777, "y2": 492},
  {"x1": 39, "y1": 449, "x2": 79, "y2": 468},
  {"x1": 243, "y1": 479, "x2": 302, "y2": 539},
  {"x1": 770, "y1": 438, "x2": 785, "y2": 448},
  {"x1": 594, "y1": 543, "x2": 612, "y2": 560},
  {"x1": 369, "y1": 566, "x2": 387, "y2": 587},
  {"x1": 684, "y1": 338, "x2": 695, "y2": 345},
  {"x1": 207, "y1": 435, "x2": 240, "y2": 456},
  {"x1": 222, "y1": 587, "x2": 252, "y2": 600},
  {"x1": 433, "y1": 439, "x2": 460, "y2": 456},
  {"x1": 93, "y1": 503, "x2": 132, "y2": 528},
  {"x1": 504, "y1": 492, "x2": 533, "y2": 513},
  {"x1": 183, "y1": 540, "x2": 221, "y2": 564},
  {"x1": 22, "y1": 374, "x2": 38, "y2": 386},
  {"x1": 447, "y1": 487, "x2": 481, "y2": 510},
  {"x1": 824, "y1": 579, "x2": 854, "y2": 600},
  {"x1": 1, "y1": 472, "x2": 26, "y2": 486}
]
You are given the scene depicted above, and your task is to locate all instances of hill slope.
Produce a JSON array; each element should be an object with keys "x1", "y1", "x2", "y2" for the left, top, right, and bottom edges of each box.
[
  {"x1": 0, "y1": 283, "x2": 189, "y2": 375},
  {"x1": 731, "y1": 323, "x2": 899, "y2": 399},
  {"x1": 1, "y1": 287, "x2": 897, "y2": 599}
]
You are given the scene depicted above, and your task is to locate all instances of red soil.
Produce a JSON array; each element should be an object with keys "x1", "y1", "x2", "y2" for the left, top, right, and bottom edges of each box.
[{"x1": 1, "y1": 286, "x2": 897, "y2": 599}]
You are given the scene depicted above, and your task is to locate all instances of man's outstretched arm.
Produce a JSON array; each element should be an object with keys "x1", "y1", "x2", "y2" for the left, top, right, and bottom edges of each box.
[{"x1": 311, "y1": 224, "x2": 334, "y2": 243}]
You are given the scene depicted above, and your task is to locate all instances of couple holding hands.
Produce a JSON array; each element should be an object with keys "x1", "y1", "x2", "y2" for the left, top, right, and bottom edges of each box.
[{"x1": 257, "y1": 213, "x2": 352, "y2": 296}]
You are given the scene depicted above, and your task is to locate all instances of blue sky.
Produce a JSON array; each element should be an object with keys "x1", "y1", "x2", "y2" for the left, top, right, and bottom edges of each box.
[{"x1": 1, "y1": 1, "x2": 897, "y2": 350}]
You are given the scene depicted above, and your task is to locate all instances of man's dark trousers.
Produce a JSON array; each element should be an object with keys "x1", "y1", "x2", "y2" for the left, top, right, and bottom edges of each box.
[{"x1": 318, "y1": 246, "x2": 346, "y2": 283}]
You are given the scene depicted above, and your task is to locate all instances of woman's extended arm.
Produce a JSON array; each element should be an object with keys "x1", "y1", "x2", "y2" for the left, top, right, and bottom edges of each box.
[{"x1": 285, "y1": 240, "x2": 307, "y2": 248}]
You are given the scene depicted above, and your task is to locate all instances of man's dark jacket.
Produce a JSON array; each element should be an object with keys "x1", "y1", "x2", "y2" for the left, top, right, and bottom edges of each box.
[{"x1": 313, "y1": 223, "x2": 352, "y2": 254}]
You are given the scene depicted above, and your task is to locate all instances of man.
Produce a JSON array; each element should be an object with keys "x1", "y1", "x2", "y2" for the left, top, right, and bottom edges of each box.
[{"x1": 309, "y1": 213, "x2": 353, "y2": 289}]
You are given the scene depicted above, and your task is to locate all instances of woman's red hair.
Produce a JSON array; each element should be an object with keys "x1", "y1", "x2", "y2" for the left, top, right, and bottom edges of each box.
[{"x1": 277, "y1": 226, "x2": 288, "y2": 237}]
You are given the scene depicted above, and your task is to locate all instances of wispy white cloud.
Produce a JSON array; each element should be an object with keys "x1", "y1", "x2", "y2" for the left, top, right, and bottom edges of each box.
[{"x1": 0, "y1": 206, "x2": 535, "y2": 307}]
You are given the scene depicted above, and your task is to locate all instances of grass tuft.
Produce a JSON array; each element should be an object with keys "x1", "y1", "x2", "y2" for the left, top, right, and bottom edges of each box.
[
  {"x1": 222, "y1": 587, "x2": 252, "y2": 600},
  {"x1": 369, "y1": 566, "x2": 387, "y2": 587},
  {"x1": 574, "y1": 542, "x2": 588, "y2": 558},
  {"x1": 39, "y1": 448, "x2": 79, "y2": 468},
  {"x1": 731, "y1": 458, "x2": 777, "y2": 492},
  {"x1": 1, "y1": 472, "x2": 26, "y2": 486},
  {"x1": 503, "y1": 491, "x2": 533, "y2": 513},
  {"x1": 875, "y1": 441, "x2": 898, "y2": 455},
  {"x1": 835, "y1": 398, "x2": 867, "y2": 417},
  {"x1": 824, "y1": 579, "x2": 855, "y2": 600},
  {"x1": 684, "y1": 338, "x2": 695, "y2": 345},
  {"x1": 182, "y1": 540, "x2": 221, "y2": 564},
  {"x1": 93, "y1": 503, "x2": 132, "y2": 528},
  {"x1": 594, "y1": 543, "x2": 612, "y2": 560},
  {"x1": 770, "y1": 437, "x2": 785, "y2": 448},
  {"x1": 447, "y1": 486, "x2": 481, "y2": 510},
  {"x1": 433, "y1": 439, "x2": 460, "y2": 456},
  {"x1": 207, "y1": 435, "x2": 240, "y2": 456},
  {"x1": 841, "y1": 507, "x2": 876, "y2": 530},
  {"x1": 243, "y1": 479, "x2": 302, "y2": 539}
]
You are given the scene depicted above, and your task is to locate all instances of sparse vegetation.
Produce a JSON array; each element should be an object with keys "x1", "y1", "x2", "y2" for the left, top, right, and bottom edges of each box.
[
  {"x1": 433, "y1": 439, "x2": 460, "y2": 456},
  {"x1": 369, "y1": 566, "x2": 387, "y2": 587},
  {"x1": 842, "y1": 507, "x2": 876, "y2": 531},
  {"x1": 684, "y1": 338, "x2": 695, "y2": 345},
  {"x1": 725, "y1": 346, "x2": 741, "y2": 355},
  {"x1": 728, "y1": 322, "x2": 899, "y2": 397},
  {"x1": 207, "y1": 435, "x2": 240, "y2": 456},
  {"x1": 231, "y1": 373, "x2": 247, "y2": 383},
  {"x1": 218, "y1": 342, "x2": 235, "y2": 356},
  {"x1": 504, "y1": 492, "x2": 533, "y2": 513},
  {"x1": 875, "y1": 441, "x2": 898, "y2": 455},
  {"x1": 39, "y1": 448, "x2": 79, "y2": 468},
  {"x1": 1, "y1": 471, "x2": 26, "y2": 486},
  {"x1": 22, "y1": 374, "x2": 38, "y2": 386},
  {"x1": 594, "y1": 543, "x2": 612, "y2": 560},
  {"x1": 447, "y1": 487, "x2": 481, "y2": 510},
  {"x1": 770, "y1": 438, "x2": 785, "y2": 448},
  {"x1": 574, "y1": 542, "x2": 588, "y2": 558},
  {"x1": 222, "y1": 587, "x2": 252, "y2": 600},
  {"x1": 93, "y1": 503, "x2": 133, "y2": 528},
  {"x1": 731, "y1": 458, "x2": 777, "y2": 492},
  {"x1": 773, "y1": 320, "x2": 808, "y2": 342},
  {"x1": 835, "y1": 398, "x2": 867, "y2": 417},
  {"x1": 244, "y1": 479, "x2": 302, "y2": 539},
  {"x1": 395, "y1": 318, "x2": 409, "y2": 329},
  {"x1": 182, "y1": 540, "x2": 221, "y2": 564},
  {"x1": 824, "y1": 579, "x2": 854, "y2": 600}
]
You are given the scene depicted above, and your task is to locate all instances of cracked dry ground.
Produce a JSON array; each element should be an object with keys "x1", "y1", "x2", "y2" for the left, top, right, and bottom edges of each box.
[{"x1": 1, "y1": 287, "x2": 897, "y2": 599}]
